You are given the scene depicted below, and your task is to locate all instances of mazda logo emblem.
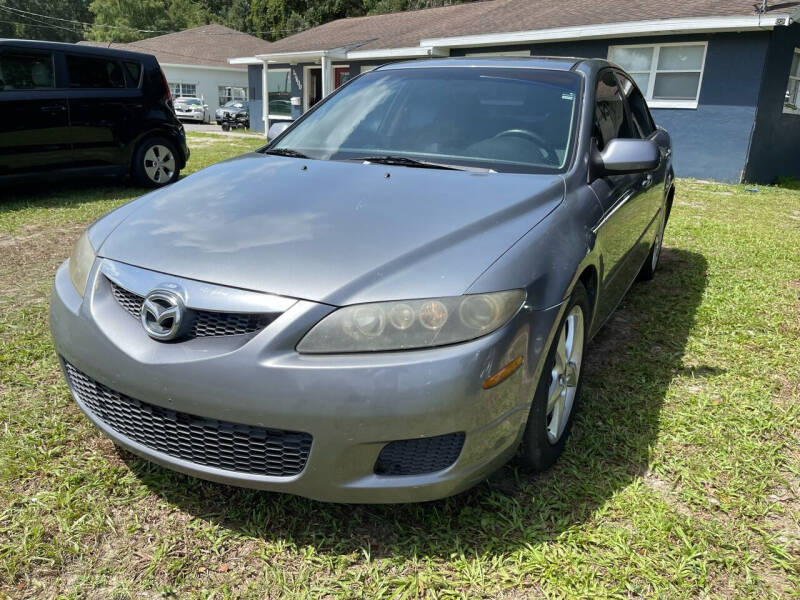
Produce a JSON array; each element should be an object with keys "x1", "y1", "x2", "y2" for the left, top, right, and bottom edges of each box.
[{"x1": 140, "y1": 290, "x2": 186, "y2": 341}]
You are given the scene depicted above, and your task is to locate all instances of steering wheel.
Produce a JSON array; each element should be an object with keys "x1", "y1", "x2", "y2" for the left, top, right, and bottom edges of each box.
[{"x1": 492, "y1": 129, "x2": 558, "y2": 165}]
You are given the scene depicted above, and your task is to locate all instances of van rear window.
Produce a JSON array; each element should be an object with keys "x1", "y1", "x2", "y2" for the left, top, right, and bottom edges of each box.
[
  {"x1": 66, "y1": 55, "x2": 125, "y2": 89},
  {"x1": 124, "y1": 61, "x2": 142, "y2": 88}
]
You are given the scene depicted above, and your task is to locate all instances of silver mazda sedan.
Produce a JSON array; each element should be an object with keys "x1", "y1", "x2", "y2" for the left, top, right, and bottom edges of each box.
[{"x1": 51, "y1": 58, "x2": 673, "y2": 503}]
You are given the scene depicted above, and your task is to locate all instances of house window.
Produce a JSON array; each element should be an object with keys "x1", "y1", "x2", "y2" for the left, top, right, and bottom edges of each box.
[
  {"x1": 784, "y1": 48, "x2": 800, "y2": 115},
  {"x1": 219, "y1": 85, "x2": 247, "y2": 107},
  {"x1": 266, "y1": 70, "x2": 291, "y2": 118},
  {"x1": 608, "y1": 42, "x2": 707, "y2": 109},
  {"x1": 169, "y1": 82, "x2": 196, "y2": 98}
]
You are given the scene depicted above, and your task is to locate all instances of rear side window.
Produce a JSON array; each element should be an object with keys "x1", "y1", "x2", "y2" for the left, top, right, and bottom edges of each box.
[
  {"x1": 594, "y1": 69, "x2": 637, "y2": 150},
  {"x1": 617, "y1": 72, "x2": 656, "y2": 137},
  {"x1": 66, "y1": 55, "x2": 125, "y2": 89},
  {"x1": 0, "y1": 51, "x2": 54, "y2": 91},
  {"x1": 123, "y1": 61, "x2": 142, "y2": 88}
]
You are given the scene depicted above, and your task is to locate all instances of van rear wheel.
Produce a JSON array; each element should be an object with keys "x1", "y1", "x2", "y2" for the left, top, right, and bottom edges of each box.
[{"x1": 132, "y1": 137, "x2": 180, "y2": 187}]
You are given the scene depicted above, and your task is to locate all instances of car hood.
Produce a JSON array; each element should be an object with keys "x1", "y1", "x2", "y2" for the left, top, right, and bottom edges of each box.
[{"x1": 97, "y1": 154, "x2": 564, "y2": 305}]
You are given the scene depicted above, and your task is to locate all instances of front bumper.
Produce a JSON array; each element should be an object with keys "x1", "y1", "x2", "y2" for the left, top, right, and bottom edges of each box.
[{"x1": 50, "y1": 259, "x2": 561, "y2": 503}]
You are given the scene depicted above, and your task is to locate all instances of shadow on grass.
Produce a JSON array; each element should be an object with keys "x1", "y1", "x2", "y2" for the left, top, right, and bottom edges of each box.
[
  {"x1": 122, "y1": 246, "x2": 708, "y2": 559},
  {"x1": 0, "y1": 178, "x2": 150, "y2": 216}
]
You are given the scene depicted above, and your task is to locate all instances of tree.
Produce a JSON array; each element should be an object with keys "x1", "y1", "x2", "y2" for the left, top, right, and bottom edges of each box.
[
  {"x1": 0, "y1": 0, "x2": 92, "y2": 43},
  {"x1": 87, "y1": 0, "x2": 174, "y2": 42},
  {"x1": 365, "y1": 0, "x2": 474, "y2": 15},
  {"x1": 0, "y1": 0, "x2": 481, "y2": 45}
]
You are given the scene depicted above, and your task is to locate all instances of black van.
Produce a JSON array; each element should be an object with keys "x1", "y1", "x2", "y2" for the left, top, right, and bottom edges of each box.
[{"x1": 0, "y1": 39, "x2": 189, "y2": 187}]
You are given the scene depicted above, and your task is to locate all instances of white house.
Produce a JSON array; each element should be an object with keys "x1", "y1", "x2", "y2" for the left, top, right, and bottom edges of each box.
[{"x1": 80, "y1": 24, "x2": 273, "y2": 118}]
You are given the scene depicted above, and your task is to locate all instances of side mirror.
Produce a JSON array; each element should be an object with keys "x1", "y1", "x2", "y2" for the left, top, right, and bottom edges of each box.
[
  {"x1": 598, "y1": 139, "x2": 660, "y2": 174},
  {"x1": 267, "y1": 121, "x2": 291, "y2": 140}
]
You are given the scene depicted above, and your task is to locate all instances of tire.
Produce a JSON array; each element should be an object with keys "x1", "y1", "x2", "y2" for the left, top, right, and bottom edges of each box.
[
  {"x1": 638, "y1": 205, "x2": 667, "y2": 281},
  {"x1": 519, "y1": 282, "x2": 589, "y2": 472},
  {"x1": 131, "y1": 136, "x2": 180, "y2": 188},
  {"x1": 221, "y1": 124, "x2": 230, "y2": 132}
]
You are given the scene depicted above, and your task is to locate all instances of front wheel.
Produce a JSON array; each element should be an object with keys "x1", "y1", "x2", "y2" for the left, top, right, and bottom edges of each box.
[
  {"x1": 519, "y1": 283, "x2": 589, "y2": 471},
  {"x1": 131, "y1": 137, "x2": 180, "y2": 188}
]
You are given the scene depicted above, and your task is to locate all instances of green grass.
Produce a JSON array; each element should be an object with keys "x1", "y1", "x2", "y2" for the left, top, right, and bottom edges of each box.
[{"x1": 1, "y1": 135, "x2": 798, "y2": 598}]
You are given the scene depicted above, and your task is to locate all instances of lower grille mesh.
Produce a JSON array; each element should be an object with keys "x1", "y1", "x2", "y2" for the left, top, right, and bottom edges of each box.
[
  {"x1": 64, "y1": 362, "x2": 312, "y2": 477},
  {"x1": 374, "y1": 433, "x2": 465, "y2": 476},
  {"x1": 110, "y1": 282, "x2": 275, "y2": 338}
]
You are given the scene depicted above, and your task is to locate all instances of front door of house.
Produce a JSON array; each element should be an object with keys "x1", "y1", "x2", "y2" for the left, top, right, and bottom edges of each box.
[
  {"x1": 334, "y1": 67, "x2": 351, "y2": 89},
  {"x1": 306, "y1": 67, "x2": 322, "y2": 110}
]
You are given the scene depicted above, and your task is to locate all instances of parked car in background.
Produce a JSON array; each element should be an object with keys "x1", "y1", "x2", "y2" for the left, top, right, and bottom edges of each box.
[
  {"x1": 51, "y1": 57, "x2": 673, "y2": 503},
  {"x1": 0, "y1": 39, "x2": 189, "y2": 187},
  {"x1": 215, "y1": 99, "x2": 248, "y2": 125},
  {"x1": 218, "y1": 106, "x2": 249, "y2": 131},
  {"x1": 173, "y1": 97, "x2": 209, "y2": 123}
]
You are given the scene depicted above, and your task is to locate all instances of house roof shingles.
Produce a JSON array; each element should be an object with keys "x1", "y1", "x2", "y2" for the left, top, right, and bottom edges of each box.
[
  {"x1": 258, "y1": 0, "x2": 800, "y2": 54},
  {"x1": 79, "y1": 24, "x2": 273, "y2": 68}
]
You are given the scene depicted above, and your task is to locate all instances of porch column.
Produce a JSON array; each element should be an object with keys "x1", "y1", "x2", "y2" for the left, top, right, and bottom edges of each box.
[
  {"x1": 261, "y1": 59, "x2": 269, "y2": 137},
  {"x1": 321, "y1": 54, "x2": 333, "y2": 98}
]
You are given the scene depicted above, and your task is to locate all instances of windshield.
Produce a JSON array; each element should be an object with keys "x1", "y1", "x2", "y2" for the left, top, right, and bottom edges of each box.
[
  {"x1": 181, "y1": 98, "x2": 202, "y2": 105},
  {"x1": 271, "y1": 67, "x2": 582, "y2": 173},
  {"x1": 223, "y1": 100, "x2": 245, "y2": 108}
]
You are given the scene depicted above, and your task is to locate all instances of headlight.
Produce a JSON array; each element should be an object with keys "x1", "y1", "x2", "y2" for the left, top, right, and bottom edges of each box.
[
  {"x1": 297, "y1": 290, "x2": 525, "y2": 353},
  {"x1": 68, "y1": 231, "x2": 96, "y2": 297}
]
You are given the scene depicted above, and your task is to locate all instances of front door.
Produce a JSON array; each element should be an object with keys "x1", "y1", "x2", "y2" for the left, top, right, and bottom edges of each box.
[
  {"x1": 0, "y1": 47, "x2": 72, "y2": 177},
  {"x1": 334, "y1": 66, "x2": 351, "y2": 89},
  {"x1": 306, "y1": 67, "x2": 322, "y2": 110},
  {"x1": 591, "y1": 69, "x2": 651, "y2": 323}
]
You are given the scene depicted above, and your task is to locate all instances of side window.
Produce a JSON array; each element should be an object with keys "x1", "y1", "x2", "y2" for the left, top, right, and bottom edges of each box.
[
  {"x1": 0, "y1": 51, "x2": 55, "y2": 91},
  {"x1": 617, "y1": 72, "x2": 656, "y2": 137},
  {"x1": 593, "y1": 70, "x2": 637, "y2": 150},
  {"x1": 66, "y1": 55, "x2": 125, "y2": 89},
  {"x1": 123, "y1": 61, "x2": 142, "y2": 88}
]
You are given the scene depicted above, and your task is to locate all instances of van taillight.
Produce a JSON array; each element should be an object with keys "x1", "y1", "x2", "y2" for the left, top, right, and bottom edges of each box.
[{"x1": 160, "y1": 69, "x2": 172, "y2": 106}]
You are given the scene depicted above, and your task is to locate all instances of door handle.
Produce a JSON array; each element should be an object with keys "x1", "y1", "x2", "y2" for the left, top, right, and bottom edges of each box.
[{"x1": 41, "y1": 104, "x2": 67, "y2": 112}]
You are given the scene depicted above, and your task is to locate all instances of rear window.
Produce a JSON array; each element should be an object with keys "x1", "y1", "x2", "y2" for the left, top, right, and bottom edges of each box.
[
  {"x1": 66, "y1": 55, "x2": 125, "y2": 89},
  {"x1": 0, "y1": 51, "x2": 54, "y2": 91},
  {"x1": 123, "y1": 61, "x2": 142, "y2": 88}
]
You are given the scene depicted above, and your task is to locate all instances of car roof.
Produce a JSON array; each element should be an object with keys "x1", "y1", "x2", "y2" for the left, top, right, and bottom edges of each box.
[
  {"x1": 0, "y1": 38, "x2": 155, "y2": 61},
  {"x1": 376, "y1": 56, "x2": 610, "y2": 72}
]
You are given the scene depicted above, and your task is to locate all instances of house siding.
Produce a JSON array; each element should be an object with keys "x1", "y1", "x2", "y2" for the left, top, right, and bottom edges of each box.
[
  {"x1": 744, "y1": 23, "x2": 800, "y2": 183},
  {"x1": 247, "y1": 65, "x2": 263, "y2": 131}
]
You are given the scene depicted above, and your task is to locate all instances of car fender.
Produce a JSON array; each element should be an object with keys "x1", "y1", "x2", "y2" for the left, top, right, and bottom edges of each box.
[{"x1": 466, "y1": 182, "x2": 603, "y2": 312}]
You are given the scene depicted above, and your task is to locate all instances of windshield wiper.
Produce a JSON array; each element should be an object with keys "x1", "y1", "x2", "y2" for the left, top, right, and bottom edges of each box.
[
  {"x1": 264, "y1": 148, "x2": 311, "y2": 159},
  {"x1": 349, "y1": 155, "x2": 467, "y2": 171}
]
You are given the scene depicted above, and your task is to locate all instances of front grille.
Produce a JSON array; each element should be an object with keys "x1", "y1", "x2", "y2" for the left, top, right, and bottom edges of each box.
[
  {"x1": 64, "y1": 362, "x2": 312, "y2": 477},
  {"x1": 374, "y1": 433, "x2": 465, "y2": 476},
  {"x1": 110, "y1": 281, "x2": 275, "y2": 338}
]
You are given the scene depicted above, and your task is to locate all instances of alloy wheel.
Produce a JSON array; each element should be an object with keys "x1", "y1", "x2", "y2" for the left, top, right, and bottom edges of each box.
[{"x1": 546, "y1": 305, "x2": 585, "y2": 444}]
